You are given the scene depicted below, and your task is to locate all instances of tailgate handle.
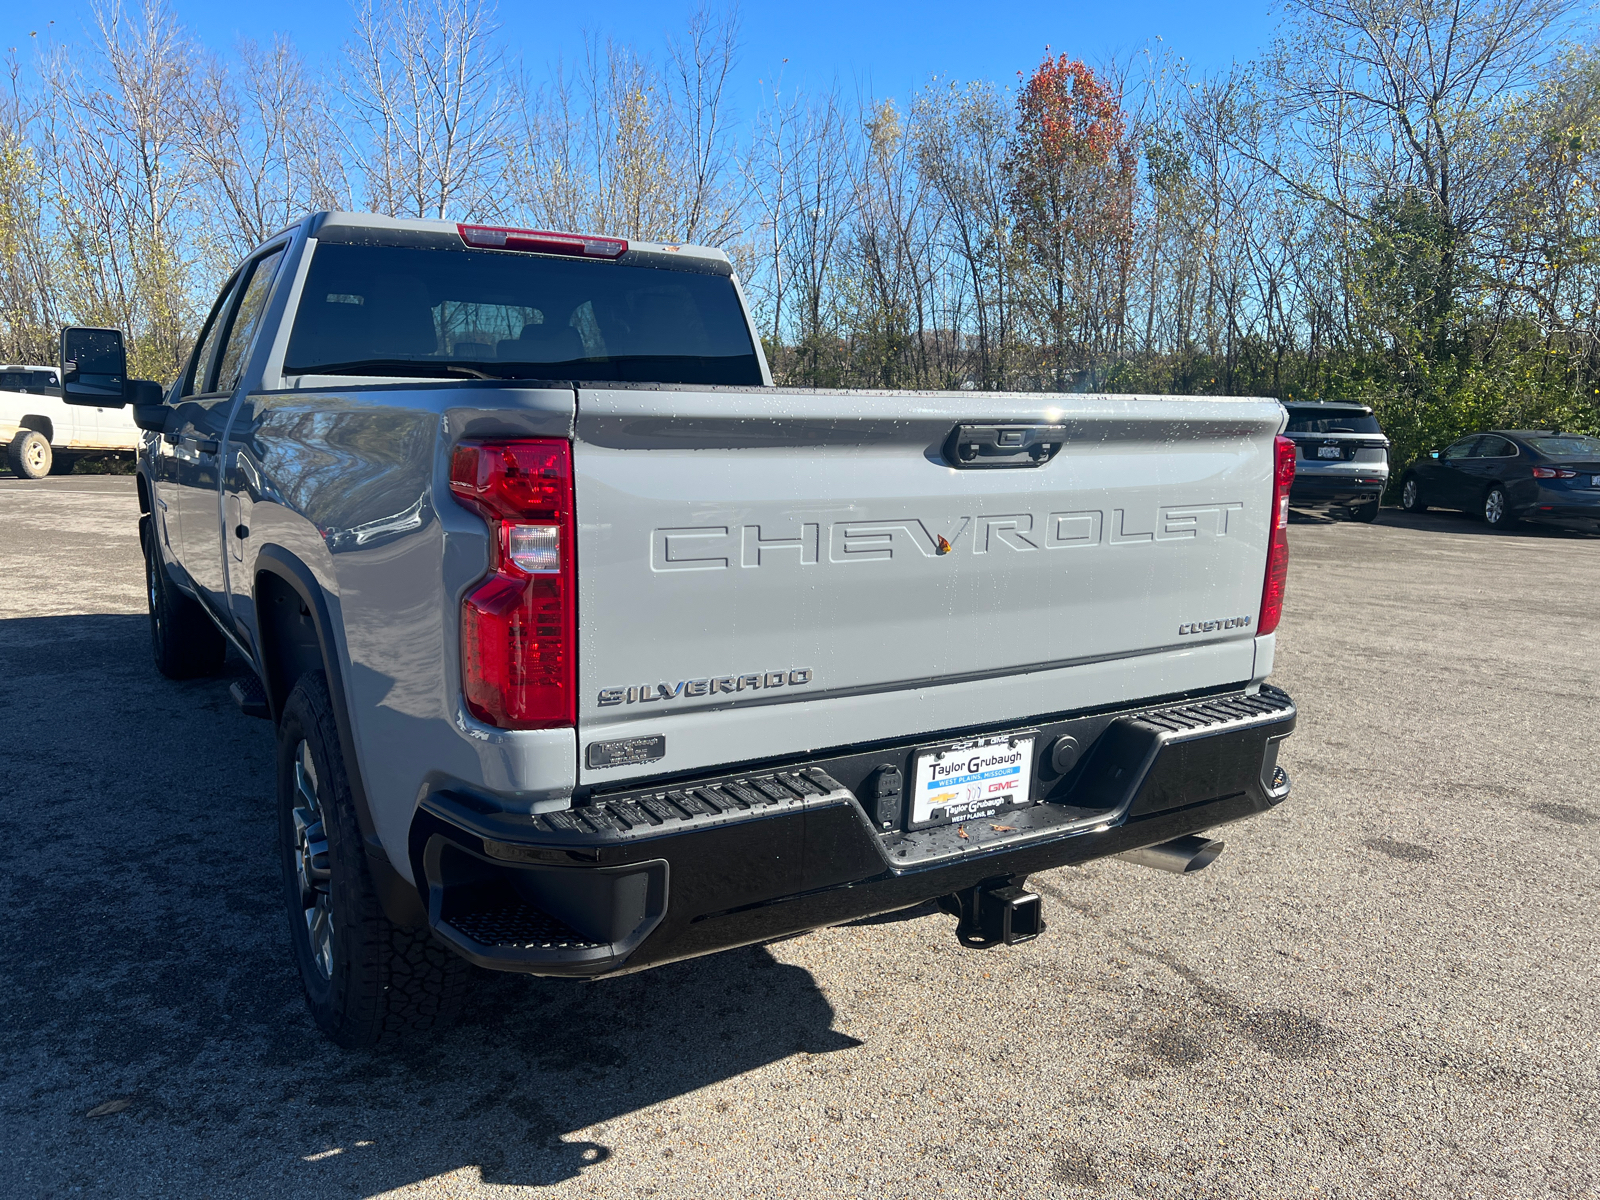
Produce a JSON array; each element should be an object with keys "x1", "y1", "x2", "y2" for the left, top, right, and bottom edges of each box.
[{"x1": 943, "y1": 423, "x2": 1066, "y2": 469}]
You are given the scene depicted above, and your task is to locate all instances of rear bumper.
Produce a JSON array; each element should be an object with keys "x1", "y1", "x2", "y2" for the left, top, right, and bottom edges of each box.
[
  {"x1": 1290, "y1": 475, "x2": 1386, "y2": 505},
  {"x1": 409, "y1": 685, "x2": 1297, "y2": 976},
  {"x1": 1514, "y1": 493, "x2": 1600, "y2": 523}
]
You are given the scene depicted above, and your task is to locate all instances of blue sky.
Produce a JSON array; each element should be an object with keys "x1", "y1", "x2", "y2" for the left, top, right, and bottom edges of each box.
[{"x1": 8, "y1": 0, "x2": 1281, "y2": 104}]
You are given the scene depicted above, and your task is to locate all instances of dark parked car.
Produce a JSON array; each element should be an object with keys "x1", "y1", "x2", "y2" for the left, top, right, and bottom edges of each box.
[
  {"x1": 1282, "y1": 401, "x2": 1390, "y2": 521},
  {"x1": 1399, "y1": 430, "x2": 1600, "y2": 531}
]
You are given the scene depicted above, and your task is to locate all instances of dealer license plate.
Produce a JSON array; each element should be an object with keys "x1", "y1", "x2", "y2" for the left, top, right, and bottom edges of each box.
[
  {"x1": 910, "y1": 732, "x2": 1036, "y2": 829},
  {"x1": 1317, "y1": 445, "x2": 1343, "y2": 459}
]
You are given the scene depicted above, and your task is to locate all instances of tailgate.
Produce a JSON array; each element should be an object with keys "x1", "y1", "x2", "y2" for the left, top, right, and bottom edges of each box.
[{"x1": 573, "y1": 388, "x2": 1284, "y2": 785}]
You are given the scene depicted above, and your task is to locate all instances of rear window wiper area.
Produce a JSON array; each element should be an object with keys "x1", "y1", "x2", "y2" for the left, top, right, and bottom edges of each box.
[
  {"x1": 286, "y1": 354, "x2": 764, "y2": 387},
  {"x1": 286, "y1": 358, "x2": 502, "y2": 380}
]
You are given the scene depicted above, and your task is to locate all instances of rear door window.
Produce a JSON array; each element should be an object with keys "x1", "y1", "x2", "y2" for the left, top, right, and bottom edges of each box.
[
  {"x1": 1472, "y1": 436, "x2": 1516, "y2": 458},
  {"x1": 1441, "y1": 438, "x2": 1479, "y2": 461},
  {"x1": 184, "y1": 276, "x2": 241, "y2": 397},
  {"x1": 213, "y1": 247, "x2": 287, "y2": 393}
]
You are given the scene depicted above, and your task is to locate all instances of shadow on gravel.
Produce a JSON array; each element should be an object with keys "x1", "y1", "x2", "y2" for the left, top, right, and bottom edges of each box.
[{"x1": 0, "y1": 613, "x2": 856, "y2": 1197}]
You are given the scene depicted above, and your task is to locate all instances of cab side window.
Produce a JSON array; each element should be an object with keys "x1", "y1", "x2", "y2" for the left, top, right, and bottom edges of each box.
[
  {"x1": 213, "y1": 248, "x2": 287, "y2": 394},
  {"x1": 183, "y1": 276, "x2": 240, "y2": 398}
]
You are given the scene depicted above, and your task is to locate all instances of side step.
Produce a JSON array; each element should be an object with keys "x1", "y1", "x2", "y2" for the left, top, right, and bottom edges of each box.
[{"x1": 229, "y1": 676, "x2": 271, "y2": 720}]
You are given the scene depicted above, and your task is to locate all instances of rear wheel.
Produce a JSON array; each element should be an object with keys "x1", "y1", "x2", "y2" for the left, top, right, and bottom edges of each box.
[
  {"x1": 1399, "y1": 475, "x2": 1427, "y2": 513},
  {"x1": 1349, "y1": 499, "x2": 1380, "y2": 523},
  {"x1": 6, "y1": 430, "x2": 51, "y2": 479},
  {"x1": 1483, "y1": 485, "x2": 1516, "y2": 529},
  {"x1": 143, "y1": 517, "x2": 225, "y2": 678},
  {"x1": 278, "y1": 671, "x2": 469, "y2": 1048}
]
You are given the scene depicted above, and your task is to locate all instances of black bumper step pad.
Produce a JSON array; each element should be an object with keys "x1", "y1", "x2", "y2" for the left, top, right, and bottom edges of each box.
[
  {"x1": 527, "y1": 767, "x2": 854, "y2": 843},
  {"x1": 1128, "y1": 685, "x2": 1295, "y2": 738},
  {"x1": 448, "y1": 902, "x2": 605, "y2": 951}
]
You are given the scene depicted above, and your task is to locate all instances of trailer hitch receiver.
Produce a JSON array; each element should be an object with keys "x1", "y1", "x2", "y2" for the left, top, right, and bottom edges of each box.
[{"x1": 939, "y1": 878, "x2": 1044, "y2": 948}]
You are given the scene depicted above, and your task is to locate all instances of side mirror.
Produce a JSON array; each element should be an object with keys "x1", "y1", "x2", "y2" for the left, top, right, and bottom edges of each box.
[{"x1": 61, "y1": 326, "x2": 128, "y2": 406}]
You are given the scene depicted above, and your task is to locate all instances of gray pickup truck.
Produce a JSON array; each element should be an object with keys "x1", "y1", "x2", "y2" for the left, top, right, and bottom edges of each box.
[{"x1": 62, "y1": 212, "x2": 1298, "y2": 1047}]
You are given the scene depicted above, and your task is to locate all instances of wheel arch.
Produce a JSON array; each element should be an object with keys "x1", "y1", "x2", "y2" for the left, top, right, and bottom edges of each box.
[
  {"x1": 16, "y1": 415, "x2": 53, "y2": 442},
  {"x1": 253, "y1": 546, "x2": 424, "y2": 924},
  {"x1": 253, "y1": 548, "x2": 373, "y2": 833}
]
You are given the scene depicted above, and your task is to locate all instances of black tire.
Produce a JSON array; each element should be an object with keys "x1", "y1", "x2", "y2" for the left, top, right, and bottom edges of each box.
[
  {"x1": 1348, "y1": 499, "x2": 1380, "y2": 523},
  {"x1": 1483, "y1": 485, "x2": 1517, "y2": 530},
  {"x1": 142, "y1": 516, "x2": 225, "y2": 679},
  {"x1": 1399, "y1": 475, "x2": 1427, "y2": 513},
  {"x1": 7, "y1": 430, "x2": 51, "y2": 479},
  {"x1": 277, "y1": 670, "x2": 469, "y2": 1048}
]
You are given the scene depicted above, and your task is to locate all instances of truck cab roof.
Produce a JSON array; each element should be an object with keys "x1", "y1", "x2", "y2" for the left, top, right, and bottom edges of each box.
[{"x1": 290, "y1": 211, "x2": 735, "y2": 277}]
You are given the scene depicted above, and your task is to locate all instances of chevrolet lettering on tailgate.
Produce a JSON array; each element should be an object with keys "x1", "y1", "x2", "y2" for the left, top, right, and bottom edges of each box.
[{"x1": 650, "y1": 501, "x2": 1246, "y2": 571}]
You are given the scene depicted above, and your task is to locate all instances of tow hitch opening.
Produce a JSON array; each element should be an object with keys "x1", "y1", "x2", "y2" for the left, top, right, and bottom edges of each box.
[{"x1": 939, "y1": 878, "x2": 1044, "y2": 948}]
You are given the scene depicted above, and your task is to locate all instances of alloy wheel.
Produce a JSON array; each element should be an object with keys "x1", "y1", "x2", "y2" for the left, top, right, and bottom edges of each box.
[
  {"x1": 1402, "y1": 478, "x2": 1418, "y2": 510},
  {"x1": 145, "y1": 541, "x2": 164, "y2": 645},
  {"x1": 1485, "y1": 488, "x2": 1505, "y2": 524},
  {"x1": 23, "y1": 439, "x2": 46, "y2": 474},
  {"x1": 292, "y1": 741, "x2": 334, "y2": 979}
]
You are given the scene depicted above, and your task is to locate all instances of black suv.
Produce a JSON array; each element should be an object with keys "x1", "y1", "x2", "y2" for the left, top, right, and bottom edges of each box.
[{"x1": 1281, "y1": 401, "x2": 1390, "y2": 522}]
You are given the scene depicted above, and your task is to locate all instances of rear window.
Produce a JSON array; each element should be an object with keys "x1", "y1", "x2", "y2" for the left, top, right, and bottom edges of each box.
[
  {"x1": 1523, "y1": 435, "x2": 1600, "y2": 458},
  {"x1": 284, "y1": 243, "x2": 762, "y2": 386},
  {"x1": 1284, "y1": 408, "x2": 1381, "y2": 435},
  {"x1": 0, "y1": 370, "x2": 59, "y2": 391}
]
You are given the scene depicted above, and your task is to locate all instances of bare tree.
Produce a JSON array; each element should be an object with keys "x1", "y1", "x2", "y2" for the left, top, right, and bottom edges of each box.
[
  {"x1": 344, "y1": 0, "x2": 513, "y2": 220},
  {"x1": 506, "y1": 10, "x2": 743, "y2": 248},
  {"x1": 1261, "y1": 0, "x2": 1579, "y2": 338},
  {"x1": 745, "y1": 84, "x2": 855, "y2": 383},
  {"x1": 665, "y1": 7, "x2": 742, "y2": 245},
  {"x1": 0, "y1": 62, "x2": 58, "y2": 363},
  {"x1": 185, "y1": 37, "x2": 348, "y2": 261},
  {"x1": 913, "y1": 79, "x2": 1018, "y2": 388},
  {"x1": 44, "y1": 0, "x2": 202, "y2": 380}
]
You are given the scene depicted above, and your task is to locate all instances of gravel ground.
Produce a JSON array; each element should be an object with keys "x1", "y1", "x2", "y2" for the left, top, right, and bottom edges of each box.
[{"x1": 1, "y1": 475, "x2": 1596, "y2": 1199}]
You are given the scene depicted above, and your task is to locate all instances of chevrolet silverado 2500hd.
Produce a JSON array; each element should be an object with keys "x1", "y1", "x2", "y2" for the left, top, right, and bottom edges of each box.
[{"x1": 63, "y1": 212, "x2": 1297, "y2": 1047}]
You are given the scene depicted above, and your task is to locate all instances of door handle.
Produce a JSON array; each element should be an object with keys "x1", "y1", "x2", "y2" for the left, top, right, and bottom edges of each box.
[
  {"x1": 162, "y1": 432, "x2": 180, "y2": 445},
  {"x1": 943, "y1": 423, "x2": 1067, "y2": 469}
]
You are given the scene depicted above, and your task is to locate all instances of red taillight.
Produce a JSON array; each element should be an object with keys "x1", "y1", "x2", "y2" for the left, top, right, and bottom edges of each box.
[
  {"x1": 1258, "y1": 434, "x2": 1295, "y2": 636},
  {"x1": 449, "y1": 439, "x2": 576, "y2": 729},
  {"x1": 1532, "y1": 466, "x2": 1577, "y2": 479},
  {"x1": 457, "y1": 223, "x2": 627, "y2": 259}
]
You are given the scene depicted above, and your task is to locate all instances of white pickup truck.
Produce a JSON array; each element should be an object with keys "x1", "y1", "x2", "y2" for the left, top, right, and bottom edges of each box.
[
  {"x1": 58, "y1": 212, "x2": 1298, "y2": 1047},
  {"x1": 1, "y1": 363, "x2": 142, "y2": 477}
]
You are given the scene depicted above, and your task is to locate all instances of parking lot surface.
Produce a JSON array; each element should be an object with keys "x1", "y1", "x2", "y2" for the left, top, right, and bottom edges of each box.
[{"x1": 1, "y1": 475, "x2": 1596, "y2": 1199}]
